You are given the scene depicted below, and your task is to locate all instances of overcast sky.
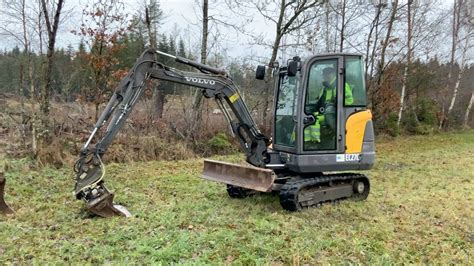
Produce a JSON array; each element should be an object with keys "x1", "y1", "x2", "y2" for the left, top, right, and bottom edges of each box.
[
  {"x1": 0, "y1": 0, "x2": 460, "y2": 65},
  {"x1": 0, "y1": 0, "x2": 277, "y2": 64}
]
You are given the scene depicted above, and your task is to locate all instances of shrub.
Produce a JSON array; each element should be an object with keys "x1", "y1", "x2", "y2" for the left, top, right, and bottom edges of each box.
[
  {"x1": 207, "y1": 133, "x2": 232, "y2": 150},
  {"x1": 403, "y1": 99, "x2": 438, "y2": 135}
]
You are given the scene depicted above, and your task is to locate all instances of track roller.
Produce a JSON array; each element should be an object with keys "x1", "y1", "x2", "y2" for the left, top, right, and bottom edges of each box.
[{"x1": 279, "y1": 174, "x2": 370, "y2": 211}]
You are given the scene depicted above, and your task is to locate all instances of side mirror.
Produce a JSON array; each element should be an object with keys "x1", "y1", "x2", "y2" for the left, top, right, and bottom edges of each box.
[
  {"x1": 287, "y1": 61, "x2": 297, "y2": 77},
  {"x1": 256, "y1": 65, "x2": 266, "y2": 80}
]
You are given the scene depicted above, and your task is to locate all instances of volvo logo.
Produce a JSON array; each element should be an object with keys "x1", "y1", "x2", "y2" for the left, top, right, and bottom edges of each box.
[{"x1": 185, "y1": 77, "x2": 216, "y2": 85}]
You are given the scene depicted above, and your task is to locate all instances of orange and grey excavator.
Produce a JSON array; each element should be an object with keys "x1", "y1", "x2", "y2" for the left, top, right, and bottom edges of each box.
[{"x1": 0, "y1": 49, "x2": 375, "y2": 217}]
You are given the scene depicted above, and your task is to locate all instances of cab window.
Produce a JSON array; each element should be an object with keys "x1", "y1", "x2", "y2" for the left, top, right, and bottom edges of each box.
[
  {"x1": 274, "y1": 74, "x2": 299, "y2": 147},
  {"x1": 344, "y1": 57, "x2": 367, "y2": 107}
]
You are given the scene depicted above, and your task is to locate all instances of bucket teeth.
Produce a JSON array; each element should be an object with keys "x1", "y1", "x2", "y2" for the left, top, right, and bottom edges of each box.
[
  {"x1": 86, "y1": 187, "x2": 131, "y2": 218},
  {"x1": 0, "y1": 172, "x2": 14, "y2": 215}
]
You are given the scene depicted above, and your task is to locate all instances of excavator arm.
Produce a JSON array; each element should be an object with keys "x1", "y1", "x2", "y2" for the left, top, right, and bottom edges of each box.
[{"x1": 73, "y1": 49, "x2": 271, "y2": 217}]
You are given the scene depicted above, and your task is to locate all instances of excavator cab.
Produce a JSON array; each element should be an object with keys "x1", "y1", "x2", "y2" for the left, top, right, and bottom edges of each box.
[
  {"x1": 272, "y1": 54, "x2": 375, "y2": 173},
  {"x1": 207, "y1": 54, "x2": 375, "y2": 210}
]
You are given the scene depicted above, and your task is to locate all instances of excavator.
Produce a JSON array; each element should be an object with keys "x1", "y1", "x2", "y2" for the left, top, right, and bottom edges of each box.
[{"x1": 0, "y1": 49, "x2": 375, "y2": 217}]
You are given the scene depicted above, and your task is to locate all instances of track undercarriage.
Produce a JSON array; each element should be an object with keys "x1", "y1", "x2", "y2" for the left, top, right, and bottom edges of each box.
[{"x1": 226, "y1": 173, "x2": 370, "y2": 211}]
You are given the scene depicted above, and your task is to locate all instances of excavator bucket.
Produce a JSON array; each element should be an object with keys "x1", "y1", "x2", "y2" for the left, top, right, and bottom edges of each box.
[
  {"x1": 0, "y1": 172, "x2": 14, "y2": 215},
  {"x1": 202, "y1": 159, "x2": 275, "y2": 192},
  {"x1": 86, "y1": 188, "x2": 131, "y2": 218}
]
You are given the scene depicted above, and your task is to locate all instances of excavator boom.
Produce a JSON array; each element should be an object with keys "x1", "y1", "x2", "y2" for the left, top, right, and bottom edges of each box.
[{"x1": 73, "y1": 49, "x2": 274, "y2": 217}]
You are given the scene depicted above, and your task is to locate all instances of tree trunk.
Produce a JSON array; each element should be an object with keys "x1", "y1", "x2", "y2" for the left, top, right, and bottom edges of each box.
[
  {"x1": 40, "y1": 0, "x2": 64, "y2": 116},
  {"x1": 446, "y1": 8, "x2": 471, "y2": 127},
  {"x1": 463, "y1": 92, "x2": 474, "y2": 128},
  {"x1": 153, "y1": 89, "x2": 165, "y2": 119},
  {"x1": 200, "y1": 0, "x2": 208, "y2": 66},
  {"x1": 339, "y1": 0, "x2": 346, "y2": 52},
  {"x1": 190, "y1": 0, "x2": 208, "y2": 138},
  {"x1": 325, "y1": 1, "x2": 330, "y2": 52},
  {"x1": 397, "y1": 65, "x2": 408, "y2": 125},
  {"x1": 39, "y1": 0, "x2": 64, "y2": 145},
  {"x1": 447, "y1": 70, "x2": 462, "y2": 120},
  {"x1": 19, "y1": 0, "x2": 36, "y2": 153},
  {"x1": 145, "y1": 3, "x2": 165, "y2": 121},
  {"x1": 365, "y1": 4, "x2": 382, "y2": 90},
  {"x1": 261, "y1": 31, "x2": 282, "y2": 131},
  {"x1": 372, "y1": 0, "x2": 398, "y2": 112},
  {"x1": 38, "y1": 0, "x2": 44, "y2": 55},
  {"x1": 261, "y1": 0, "x2": 286, "y2": 131},
  {"x1": 397, "y1": 0, "x2": 412, "y2": 126},
  {"x1": 376, "y1": 0, "x2": 398, "y2": 90},
  {"x1": 19, "y1": 64, "x2": 27, "y2": 149},
  {"x1": 439, "y1": 0, "x2": 460, "y2": 129}
]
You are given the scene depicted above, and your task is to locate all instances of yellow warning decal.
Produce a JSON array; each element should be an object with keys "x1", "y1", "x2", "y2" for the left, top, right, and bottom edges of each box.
[{"x1": 229, "y1": 93, "x2": 239, "y2": 103}]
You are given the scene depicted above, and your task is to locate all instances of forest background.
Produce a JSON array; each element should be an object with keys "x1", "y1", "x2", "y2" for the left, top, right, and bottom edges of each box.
[{"x1": 0, "y1": 0, "x2": 473, "y2": 166}]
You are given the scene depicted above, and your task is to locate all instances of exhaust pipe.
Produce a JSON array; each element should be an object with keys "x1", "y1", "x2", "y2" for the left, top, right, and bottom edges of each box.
[{"x1": 0, "y1": 172, "x2": 14, "y2": 215}]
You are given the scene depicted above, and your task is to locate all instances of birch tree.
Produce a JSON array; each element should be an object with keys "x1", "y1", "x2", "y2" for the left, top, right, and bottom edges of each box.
[
  {"x1": 397, "y1": 0, "x2": 413, "y2": 126},
  {"x1": 464, "y1": 92, "x2": 474, "y2": 128},
  {"x1": 439, "y1": 0, "x2": 463, "y2": 129},
  {"x1": 445, "y1": 0, "x2": 473, "y2": 127}
]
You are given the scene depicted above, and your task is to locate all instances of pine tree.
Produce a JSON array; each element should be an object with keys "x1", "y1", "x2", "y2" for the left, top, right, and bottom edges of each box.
[{"x1": 178, "y1": 39, "x2": 186, "y2": 57}]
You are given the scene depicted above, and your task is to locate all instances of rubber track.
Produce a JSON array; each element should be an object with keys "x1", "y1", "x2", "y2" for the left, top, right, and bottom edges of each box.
[
  {"x1": 279, "y1": 173, "x2": 369, "y2": 211},
  {"x1": 226, "y1": 185, "x2": 255, "y2": 198}
]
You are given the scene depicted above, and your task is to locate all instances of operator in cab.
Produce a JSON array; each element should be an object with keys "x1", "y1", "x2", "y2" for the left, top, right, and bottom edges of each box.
[{"x1": 304, "y1": 67, "x2": 353, "y2": 147}]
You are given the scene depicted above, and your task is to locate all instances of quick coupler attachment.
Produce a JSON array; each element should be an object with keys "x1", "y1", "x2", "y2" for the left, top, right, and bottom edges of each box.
[
  {"x1": 0, "y1": 172, "x2": 14, "y2": 215},
  {"x1": 83, "y1": 183, "x2": 131, "y2": 218}
]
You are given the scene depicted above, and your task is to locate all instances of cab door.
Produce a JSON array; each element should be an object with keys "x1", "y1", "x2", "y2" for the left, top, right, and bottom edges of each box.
[{"x1": 298, "y1": 56, "x2": 344, "y2": 154}]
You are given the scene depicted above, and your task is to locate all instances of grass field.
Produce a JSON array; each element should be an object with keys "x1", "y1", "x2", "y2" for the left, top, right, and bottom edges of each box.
[{"x1": 1, "y1": 131, "x2": 473, "y2": 264}]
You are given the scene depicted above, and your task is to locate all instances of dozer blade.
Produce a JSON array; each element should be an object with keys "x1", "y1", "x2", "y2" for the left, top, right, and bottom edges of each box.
[
  {"x1": 202, "y1": 159, "x2": 275, "y2": 192},
  {"x1": 0, "y1": 172, "x2": 14, "y2": 215},
  {"x1": 86, "y1": 189, "x2": 131, "y2": 218}
]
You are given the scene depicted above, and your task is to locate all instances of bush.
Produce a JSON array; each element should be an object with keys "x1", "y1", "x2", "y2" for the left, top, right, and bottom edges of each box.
[
  {"x1": 386, "y1": 112, "x2": 400, "y2": 137},
  {"x1": 374, "y1": 112, "x2": 400, "y2": 137},
  {"x1": 207, "y1": 133, "x2": 232, "y2": 150},
  {"x1": 403, "y1": 99, "x2": 438, "y2": 135},
  {"x1": 413, "y1": 123, "x2": 435, "y2": 135}
]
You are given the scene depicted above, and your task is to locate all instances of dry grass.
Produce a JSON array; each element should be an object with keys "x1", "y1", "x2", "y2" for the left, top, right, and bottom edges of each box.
[{"x1": 1, "y1": 96, "x2": 239, "y2": 167}]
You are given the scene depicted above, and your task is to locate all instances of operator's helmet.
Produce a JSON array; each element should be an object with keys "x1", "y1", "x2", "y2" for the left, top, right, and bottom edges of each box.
[{"x1": 322, "y1": 67, "x2": 336, "y2": 76}]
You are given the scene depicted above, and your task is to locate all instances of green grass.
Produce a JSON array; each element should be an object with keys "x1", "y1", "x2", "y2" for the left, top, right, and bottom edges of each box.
[{"x1": 1, "y1": 131, "x2": 473, "y2": 264}]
